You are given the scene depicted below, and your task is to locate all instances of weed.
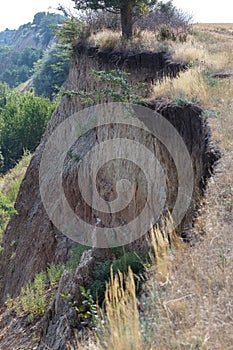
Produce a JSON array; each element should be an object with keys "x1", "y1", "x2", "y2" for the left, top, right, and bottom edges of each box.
[
  {"x1": 5, "y1": 266, "x2": 66, "y2": 322},
  {"x1": 47, "y1": 263, "x2": 65, "y2": 287},
  {"x1": 10, "y1": 240, "x2": 18, "y2": 250},
  {"x1": 76, "y1": 287, "x2": 98, "y2": 328},
  {"x1": 67, "y1": 150, "x2": 81, "y2": 163}
]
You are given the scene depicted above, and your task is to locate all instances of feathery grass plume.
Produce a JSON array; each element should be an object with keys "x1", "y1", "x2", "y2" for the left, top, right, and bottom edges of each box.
[
  {"x1": 98, "y1": 266, "x2": 143, "y2": 350},
  {"x1": 149, "y1": 216, "x2": 181, "y2": 284}
]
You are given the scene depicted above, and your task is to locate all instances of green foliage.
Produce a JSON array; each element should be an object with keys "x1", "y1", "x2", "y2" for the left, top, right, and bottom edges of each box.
[
  {"x1": 72, "y1": 0, "x2": 157, "y2": 15},
  {"x1": 60, "y1": 69, "x2": 147, "y2": 105},
  {"x1": 66, "y1": 243, "x2": 90, "y2": 272},
  {"x1": 0, "y1": 12, "x2": 65, "y2": 88},
  {"x1": 174, "y1": 95, "x2": 189, "y2": 107},
  {"x1": 76, "y1": 286, "x2": 98, "y2": 327},
  {"x1": 6, "y1": 272, "x2": 47, "y2": 322},
  {"x1": 6, "y1": 263, "x2": 66, "y2": 322},
  {"x1": 88, "y1": 252, "x2": 147, "y2": 305},
  {"x1": 0, "y1": 193, "x2": 17, "y2": 236},
  {"x1": 61, "y1": 286, "x2": 98, "y2": 328},
  {"x1": 94, "y1": 70, "x2": 138, "y2": 102},
  {"x1": 0, "y1": 87, "x2": 56, "y2": 172},
  {"x1": 0, "y1": 46, "x2": 43, "y2": 88},
  {"x1": 157, "y1": 24, "x2": 188, "y2": 42},
  {"x1": 35, "y1": 12, "x2": 65, "y2": 46},
  {"x1": 157, "y1": 25, "x2": 176, "y2": 41},
  {"x1": 57, "y1": 17, "x2": 88, "y2": 47},
  {"x1": 72, "y1": 0, "x2": 157, "y2": 38},
  {"x1": 67, "y1": 150, "x2": 81, "y2": 162},
  {"x1": 0, "y1": 152, "x2": 31, "y2": 238},
  {"x1": 0, "y1": 28, "x2": 16, "y2": 46},
  {"x1": 33, "y1": 44, "x2": 70, "y2": 99},
  {"x1": 47, "y1": 263, "x2": 65, "y2": 287},
  {"x1": 1, "y1": 150, "x2": 31, "y2": 201},
  {"x1": 204, "y1": 71, "x2": 223, "y2": 88},
  {"x1": 10, "y1": 240, "x2": 18, "y2": 250}
]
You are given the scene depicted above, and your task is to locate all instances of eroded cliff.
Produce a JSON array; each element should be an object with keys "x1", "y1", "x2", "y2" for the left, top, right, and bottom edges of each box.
[{"x1": 0, "y1": 45, "x2": 220, "y2": 349}]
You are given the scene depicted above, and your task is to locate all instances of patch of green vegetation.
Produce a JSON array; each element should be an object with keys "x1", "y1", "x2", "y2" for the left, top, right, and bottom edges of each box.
[
  {"x1": 0, "y1": 86, "x2": 56, "y2": 173},
  {"x1": 6, "y1": 263, "x2": 65, "y2": 322},
  {"x1": 88, "y1": 251, "x2": 148, "y2": 305},
  {"x1": 61, "y1": 286, "x2": 98, "y2": 328},
  {"x1": 0, "y1": 193, "x2": 17, "y2": 238},
  {"x1": 67, "y1": 150, "x2": 81, "y2": 162},
  {"x1": 0, "y1": 152, "x2": 31, "y2": 239},
  {"x1": 66, "y1": 243, "x2": 90, "y2": 272},
  {"x1": 33, "y1": 44, "x2": 70, "y2": 99},
  {"x1": 0, "y1": 12, "x2": 65, "y2": 88},
  {"x1": 6, "y1": 272, "x2": 47, "y2": 322},
  {"x1": 47, "y1": 263, "x2": 65, "y2": 287},
  {"x1": 0, "y1": 46, "x2": 43, "y2": 88},
  {"x1": 60, "y1": 69, "x2": 147, "y2": 106}
]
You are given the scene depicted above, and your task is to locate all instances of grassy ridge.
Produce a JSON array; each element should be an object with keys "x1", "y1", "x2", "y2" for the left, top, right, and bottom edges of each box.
[{"x1": 0, "y1": 152, "x2": 31, "y2": 239}]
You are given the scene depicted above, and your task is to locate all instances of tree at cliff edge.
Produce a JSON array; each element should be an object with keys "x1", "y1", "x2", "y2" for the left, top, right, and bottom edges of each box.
[{"x1": 72, "y1": 0, "x2": 157, "y2": 39}]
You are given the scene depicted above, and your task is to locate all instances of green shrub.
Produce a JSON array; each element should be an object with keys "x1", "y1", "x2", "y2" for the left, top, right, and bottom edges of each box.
[
  {"x1": 47, "y1": 263, "x2": 65, "y2": 287},
  {"x1": 66, "y1": 243, "x2": 90, "y2": 272},
  {"x1": 88, "y1": 252, "x2": 147, "y2": 305},
  {"x1": 6, "y1": 264, "x2": 66, "y2": 322},
  {"x1": 6, "y1": 272, "x2": 48, "y2": 322},
  {"x1": 0, "y1": 88, "x2": 56, "y2": 172},
  {"x1": 57, "y1": 17, "x2": 89, "y2": 47},
  {"x1": 76, "y1": 286, "x2": 98, "y2": 327},
  {"x1": 33, "y1": 44, "x2": 70, "y2": 99}
]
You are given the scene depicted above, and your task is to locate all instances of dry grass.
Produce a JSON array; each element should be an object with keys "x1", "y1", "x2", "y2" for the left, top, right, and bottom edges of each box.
[
  {"x1": 171, "y1": 42, "x2": 208, "y2": 63},
  {"x1": 97, "y1": 267, "x2": 143, "y2": 350},
  {"x1": 88, "y1": 30, "x2": 122, "y2": 50},
  {"x1": 142, "y1": 25, "x2": 233, "y2": 349},
  {"x1": 88, "y1": 29, "x2": 173, "y2": 52},
  {"x1": 151, "y1": 30, "x2": 233, "y2": 106},
  {"x1": 78, "y1": 24, "x2": 233, "y2": 350},
  {"x1": 151, "y1": 67, "x2": 210, "y2": 106},
  {"x1": 172, "y1": 42, "x2": 232, "y2": 72},
  {"x1": 140, "y1": 160, "x2": 233, "y2": 349}
]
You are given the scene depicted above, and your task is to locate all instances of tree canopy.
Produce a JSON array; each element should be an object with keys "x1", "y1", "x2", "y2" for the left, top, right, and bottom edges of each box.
[
  {"x1": 72, "y1": 0, "x2": 157, "y2": 38},
  {"x1": 0, "y1": 84, "x2": 56, "y2": 172},
  {"x1": 33, "y1": 44, "x2": 70, "y2": 99}
]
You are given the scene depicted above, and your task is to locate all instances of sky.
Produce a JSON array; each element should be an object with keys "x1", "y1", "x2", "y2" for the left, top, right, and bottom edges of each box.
[{"x1": 0, "y1": 0, "x2": 232, "y2": 32}]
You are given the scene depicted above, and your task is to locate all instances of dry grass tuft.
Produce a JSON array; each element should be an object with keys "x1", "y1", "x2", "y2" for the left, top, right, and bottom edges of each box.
[
  {"x1": 149, "y1": 217, "x2": 181, "y2": 284},
  {"x1": 151, "y1": 67, "x2": 210, "y2": 105},
  {"x1": 88, "y1": 29, "x2": 173, "y2": 52},
  {"x1": 172, "y1": 42, "x2": 207, "y2": 63},
  {"x1": 97, "y1": 267, "x2": 142, "y2": 350},
  {"x1": 88, "y1": 30, "x2": 122, "y2": 50}
]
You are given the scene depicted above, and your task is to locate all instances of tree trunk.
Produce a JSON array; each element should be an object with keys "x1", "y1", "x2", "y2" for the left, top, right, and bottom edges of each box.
[{"x1": 120, "y1": 1, "x2": 133, "y2": 39}]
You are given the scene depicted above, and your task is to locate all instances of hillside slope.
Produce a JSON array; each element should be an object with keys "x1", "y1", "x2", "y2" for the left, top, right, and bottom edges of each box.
[{"x1": 0, "y1": 23, "x2": 232, "y2": 350}]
